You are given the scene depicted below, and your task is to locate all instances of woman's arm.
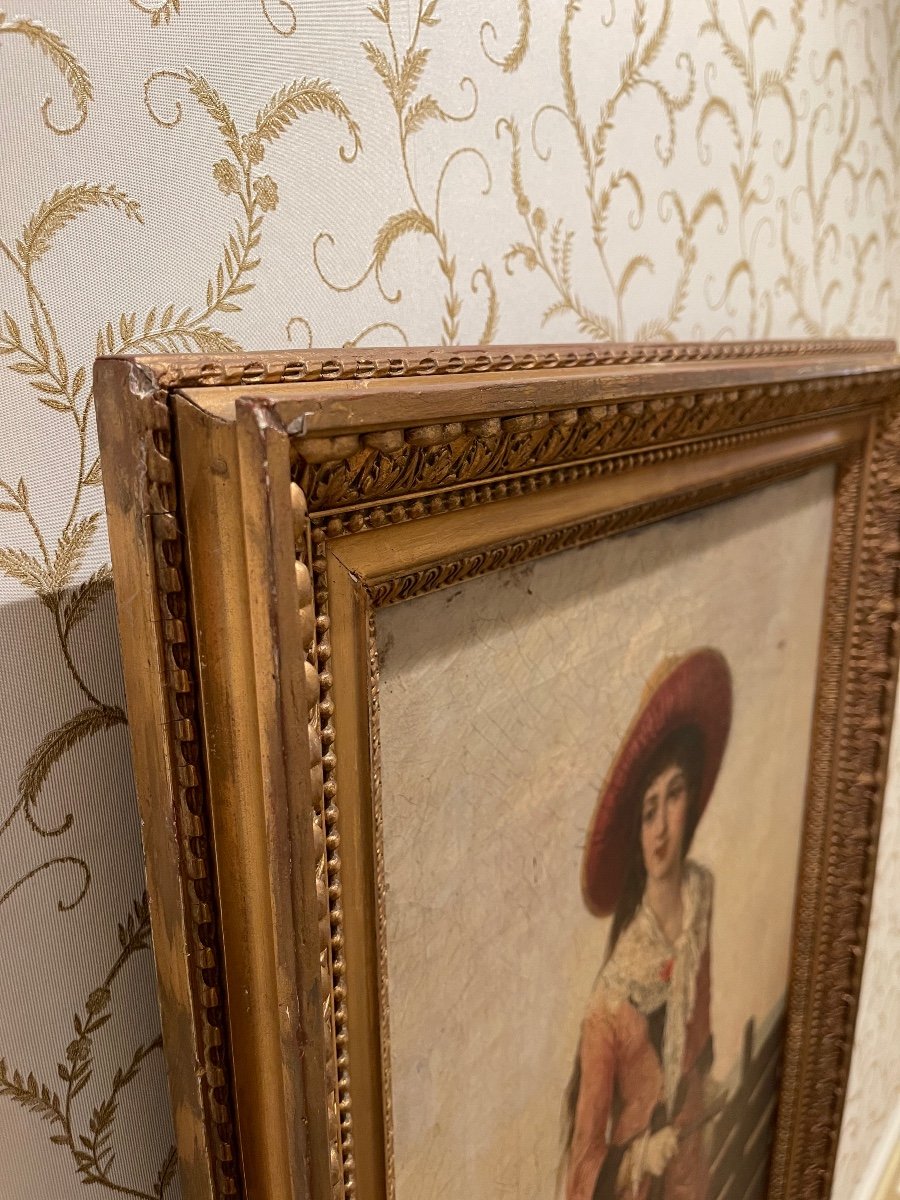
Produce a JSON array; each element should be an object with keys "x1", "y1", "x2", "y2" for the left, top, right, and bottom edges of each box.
[{"x1": 566, "y1": 1003, "x2": 617, "y2": 1200}]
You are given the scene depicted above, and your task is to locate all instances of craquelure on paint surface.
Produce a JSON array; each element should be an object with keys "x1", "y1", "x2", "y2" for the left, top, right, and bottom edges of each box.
[{"x1": 376, "y1": 470, "x2": 833, "y2": 1200}]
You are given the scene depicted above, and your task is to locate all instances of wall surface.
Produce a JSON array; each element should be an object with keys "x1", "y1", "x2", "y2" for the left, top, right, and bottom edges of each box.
[{"x1": 0, "y1": 2, "x2": 896, "y2": 1198}]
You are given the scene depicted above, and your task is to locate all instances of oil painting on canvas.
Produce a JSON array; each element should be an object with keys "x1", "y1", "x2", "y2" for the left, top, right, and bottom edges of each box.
[
  {"x1": 564, "y1": 648, "x2": 729, "y2": 1199},
  {"x1": 374, "y1": 467, "x2": 835, "y2": 1200}
]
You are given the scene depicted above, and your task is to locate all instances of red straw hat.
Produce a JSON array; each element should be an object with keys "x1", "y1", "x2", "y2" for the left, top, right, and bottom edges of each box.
[{"x1": 582, "y1": 648, "x2": 732, "y2": 916}]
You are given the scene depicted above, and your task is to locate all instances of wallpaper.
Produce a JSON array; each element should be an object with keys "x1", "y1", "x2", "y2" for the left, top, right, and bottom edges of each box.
[{"x1": 0, "y1": 1, "x2": 896, "y2": 1198}]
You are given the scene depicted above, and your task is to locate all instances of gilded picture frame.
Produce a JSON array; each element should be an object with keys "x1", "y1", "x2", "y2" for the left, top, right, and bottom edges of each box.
[{"x1": 95, "y1": 340, "x2": 900, "y2": 1200}]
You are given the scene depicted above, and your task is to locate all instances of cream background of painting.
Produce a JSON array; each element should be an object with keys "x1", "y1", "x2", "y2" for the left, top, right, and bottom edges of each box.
[
  {"x1": 376, "y1": 469, "x2": 833, "y2": 1200},
  {"x1": 0, "y1": 1, "x2": 897, "y2": 1197}
]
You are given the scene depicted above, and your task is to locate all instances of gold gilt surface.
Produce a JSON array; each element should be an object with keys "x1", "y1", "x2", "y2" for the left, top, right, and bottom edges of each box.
[
  {"x1": 1, "y1": 2, "x2": 899, "y2": 1199},
  {"x1": 94, "y1": 343, "x2": 899, "y2": 1200}
]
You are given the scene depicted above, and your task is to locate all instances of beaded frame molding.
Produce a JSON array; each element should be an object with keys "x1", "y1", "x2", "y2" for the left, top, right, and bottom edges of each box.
[{"x1": 95, "y1": 340, "x2": 899, "y2": 1200}]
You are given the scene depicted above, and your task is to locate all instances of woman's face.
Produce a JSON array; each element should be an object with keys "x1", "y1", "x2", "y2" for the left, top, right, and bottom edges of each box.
[{"x1": 640, "y1": 762, "x2": 689, "y2": 883}]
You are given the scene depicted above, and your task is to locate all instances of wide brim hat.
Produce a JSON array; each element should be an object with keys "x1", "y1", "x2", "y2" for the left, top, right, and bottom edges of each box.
[{"x1": 582, "y1": 647, "x2": 732, "y2": 916}]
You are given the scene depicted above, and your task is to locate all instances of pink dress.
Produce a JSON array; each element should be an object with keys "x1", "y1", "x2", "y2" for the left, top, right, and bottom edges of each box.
[{"x1": 566, "y1": 862, "x2": 714, "y2": 1200}]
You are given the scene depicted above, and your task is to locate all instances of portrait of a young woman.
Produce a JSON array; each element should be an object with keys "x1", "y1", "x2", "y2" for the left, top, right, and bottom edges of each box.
[{"x1": 564, "y1": 648, "x2": 732, "y2": 1200}]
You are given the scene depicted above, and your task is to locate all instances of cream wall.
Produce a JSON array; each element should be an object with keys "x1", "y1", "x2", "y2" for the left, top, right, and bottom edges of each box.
[{"x1": 0, "y1": 2, "x2": 896, "y2": 1198}]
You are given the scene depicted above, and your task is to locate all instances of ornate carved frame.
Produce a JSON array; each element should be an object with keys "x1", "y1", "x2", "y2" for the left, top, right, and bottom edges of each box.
[{"x1": 95, "y1": 340, "x2": 900, "y2": 1200}]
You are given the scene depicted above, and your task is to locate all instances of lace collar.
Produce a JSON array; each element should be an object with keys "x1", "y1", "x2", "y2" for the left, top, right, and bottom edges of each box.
[{"x1": 600, "y1": 860, "x2": 712, "y2": 1113}]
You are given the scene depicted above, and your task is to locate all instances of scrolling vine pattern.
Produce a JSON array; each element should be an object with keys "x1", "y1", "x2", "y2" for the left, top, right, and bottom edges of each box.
[
  {"x1": 697, "y1": 0, "x2": 805, "y2": 338},
  {"x1": 777, "y1": 44, "x2": 873, "y2": 336},
  {"x1": 126, "y1": 0, "x2": 300, "y2": 36},
  {"x1": 861, "y1": 0, "x2": 899, "y2": 335},
  {"x1": 480, "y1": 0, "x2": 530, "y2": 73},
  {"x1": 0, "y1": 11, "x2": 92, "y2": 132},
  {"x1": 312, "y1": 0, "x2": 498, "y2": 347},
  {"x1": 0, "y1": 15, "x2": 359, "y2": 1196},
  {"x1": 0, "y1": 895, "x2": 176, "y2": 1199},
  {"x1": 498, "y1": 0, "x2": 725, "y2": 342}
]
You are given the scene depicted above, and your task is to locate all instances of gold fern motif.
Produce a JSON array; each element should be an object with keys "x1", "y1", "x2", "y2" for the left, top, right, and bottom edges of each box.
[
  {"x1": 0, "y1": 897, "x2": 175, "y2": 1199},
  {"x1": 698, "y1": 0, "x2": 804, "y2": 337},
  {"x1": 128, "y1": 0, "x2": 181, "y2": 26},
  {"x1": 129, "y1": 68, "x2": 360, "y2": 356},
  {"x1": 480, "y1": 0, "x2": 530, "y2": 72},
  {"x1": 127, "y1": 0, "x2": 299, "y2": 36},
  {"x1": 312, "y1": 0, "x2": 499, "y2": 346},
  {"x1": 775, "y1": 8, "x2": 885, "y2": 339},
  {"x1": 0, "y1": 47, "x2": 358, "y2": 1196},
  {"x1": 500, "y1": 0, "x2": 718, "y2": 342},
  {"x1": 0, "y1": 12, "x2": 92, "y2": 133}
]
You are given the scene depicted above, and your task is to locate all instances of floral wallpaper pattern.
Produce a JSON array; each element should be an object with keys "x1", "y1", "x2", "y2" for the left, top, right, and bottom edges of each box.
[{"x1": 0, "y1": 1, "x2": 896, "y2": 1197}]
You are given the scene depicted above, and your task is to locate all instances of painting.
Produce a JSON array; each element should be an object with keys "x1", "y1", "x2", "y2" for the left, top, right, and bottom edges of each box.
[
  {"x1": 375, "y1": 467, "x2": 834, "y2": 1200},
  {"x1": 564, "y1": 647, "x2": 729, "y2": 1199}
]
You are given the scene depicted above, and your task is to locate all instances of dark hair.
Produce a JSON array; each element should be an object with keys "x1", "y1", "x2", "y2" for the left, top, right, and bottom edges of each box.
[
  {"x1": 560, "y1": 724, "x2": 705, "y2": 1172},
  {"x1": 605, "y1": 723, "x2": 705, "y2": 960}
]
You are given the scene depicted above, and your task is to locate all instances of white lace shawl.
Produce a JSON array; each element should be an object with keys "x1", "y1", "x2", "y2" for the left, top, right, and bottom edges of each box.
[{"x1": 599, "y1": 860, "x2": 713, "y2": 1116}]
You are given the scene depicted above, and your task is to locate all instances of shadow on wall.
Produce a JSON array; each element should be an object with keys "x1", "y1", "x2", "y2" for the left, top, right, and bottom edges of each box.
[{"x1": 0, "y1": 587, "x2": 179, "y2": 1200}]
